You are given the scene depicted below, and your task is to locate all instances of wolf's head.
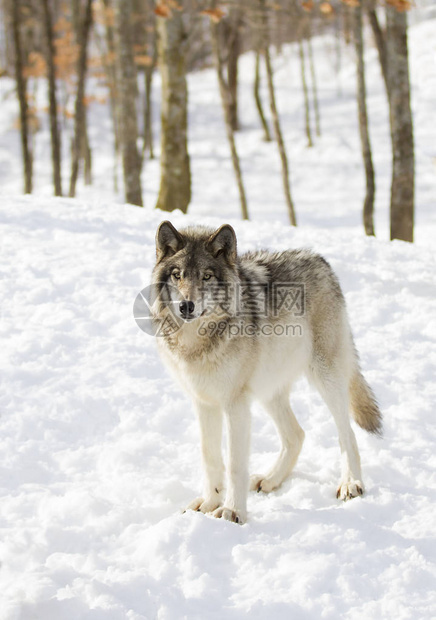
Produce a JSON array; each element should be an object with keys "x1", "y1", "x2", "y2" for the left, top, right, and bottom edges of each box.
[{"x1": 152, "y1": 221, "x2": 239, "y2": 323}]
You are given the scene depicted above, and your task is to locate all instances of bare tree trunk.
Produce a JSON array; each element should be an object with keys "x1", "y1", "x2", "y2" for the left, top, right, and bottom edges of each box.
[
  {"x1": 227, "y1": 9, "x2": 241, "y2": 132},
  {"x1": 343, "y1": 4, "x2": 352, "y2": 45},
  {"x1": 367, "y1": 1, "x2": 388, "y2": 91},
  {"x1": 307, "y1": 26, "x2": 321, "y2": 137},
  {"x1": 114, "y1": 0, "x2": 143, "y2": 206},
  {"x1": 11, "y1": 0, "x2": 32, "y2": 193},
  {"x1": 260, "y1": 0, "x2": 297, "y2": 226},
  {"x1": 335, "y1": 3, "x2": 343, "y2": 97},
  {"x1": 386, "y1": 6, "x2": 414, "y2": 242},
  {"x1": 354, "y1": 0, "x2": 375, "y2": 236},
  {"x1": 155, "y1": 8, "x2": 191, "y2": 213},
  {"x1": 42, "y1": 0, "x2": 62, "y2": 196},
  {"x1": 72, "y1": 0, "x2": 92, "y2": 187},
  {"x1": 298, "y1": 35, "x2": 313, "y2": 147},
  {"x1": 100, "y1": 0, "x2": 120, "y2": 193},
  {"x1": 210, "y1": 20, "x2": 249, "y2": 220},
  {"x1": 69, "y1": 0, "x2": 93, "y2": 198},
  {"x1": 143, "y1": 60, "x2": 155, "y2": 160},
  {"x1": 83, "y1": 133, "x2": 92, "y2": 185},
  {"x1": 143, "y1": 10, "x2": 157, "y2": 161},
  {"x1": 71, "y1": 0, "x2": 80, "y2": 37},
  {"x1": 254, "y1": 52, "x2": 271, "y2": 141}
]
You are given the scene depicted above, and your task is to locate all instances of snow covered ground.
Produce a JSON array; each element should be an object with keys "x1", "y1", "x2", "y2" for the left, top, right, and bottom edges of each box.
[
  {"x1": 0, "y1": 12, "x2": 436, "y2": 620},
  {"x1": 1, "y1": 198, "x2": 436, "y2": 619}
]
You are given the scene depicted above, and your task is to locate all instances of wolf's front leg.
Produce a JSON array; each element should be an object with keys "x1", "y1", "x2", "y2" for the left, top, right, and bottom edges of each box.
[
  {"x1": 186, "y1": 400, "x2": 225, "y2": 514},
  {"x1": 213, "y1": 396, "x2": 251, "y2": 524}
]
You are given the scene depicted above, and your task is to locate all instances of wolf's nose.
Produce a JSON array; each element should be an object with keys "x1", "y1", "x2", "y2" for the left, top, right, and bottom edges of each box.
[{"x1": 179, "y1": 300, "x2": 195, "y2": 317}]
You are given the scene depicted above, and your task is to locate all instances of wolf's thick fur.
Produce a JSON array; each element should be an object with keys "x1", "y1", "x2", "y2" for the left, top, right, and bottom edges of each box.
[{"x1": 152, "y1": 221, "x2": 382, "y2": 524}]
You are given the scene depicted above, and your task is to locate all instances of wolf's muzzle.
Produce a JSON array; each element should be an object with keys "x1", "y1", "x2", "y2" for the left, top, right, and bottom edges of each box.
[{"x1": 179, "y1": 300, "x2": 195, "y2": 319}]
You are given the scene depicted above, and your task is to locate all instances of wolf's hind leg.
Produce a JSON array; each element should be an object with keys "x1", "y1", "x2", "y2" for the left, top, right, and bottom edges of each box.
[
  {"x1": 312, "y1": 368, "x2": 364, "y2": 500},
  {"x1": 250, "y1": 391, "x2": 305, "y2": 493},
  {"x1": 185, "y1": 401, "x2": 225, "y2": 514}
]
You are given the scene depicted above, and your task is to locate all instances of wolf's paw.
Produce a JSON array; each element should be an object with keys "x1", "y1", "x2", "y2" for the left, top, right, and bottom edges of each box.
[
  {"x1": 212, "y1": 506, "x2": 246, "y2": 525},
  {"x1": 336, "y1": 480, "x2": 364, "y2": 501},
  {"x1": 185, "y1": 497, "x2": 222, "y2": 514},
  {"x1": 250, "y1": 474, "x2": 279, "y2": 493}
]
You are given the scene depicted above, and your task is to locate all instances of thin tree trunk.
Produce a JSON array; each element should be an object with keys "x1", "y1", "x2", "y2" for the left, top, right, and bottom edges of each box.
[
  {"x1": 155, "y1": 9, "x2": 191, "y2": 213},
  {"x1": 42, "y1": 0, "x2": 62, "y2": 196},
  {"x1": 386, "y1": 6, "x2": 414, "y2": 242},
  {"x1": 143, "y1": 20, "x2": 157, "y2": 161},
  {"x1": 101, "y1": 0, "x2": 120, "y2": 193},
  {"x1": 210, "y1": 20, "x2": 249, "y2": 220},
  {"x1": 354, "y1": 0, "x2": 375, "y2": 236},
  {"x1": 12, "y1": 0, "x2": 32, "y2": 193},
  {"x1": 75, "y1": 0, "x2": 92, "y2": 187},
  {"x1": 114, "y1": 0, "x2": 143, "y2": 206},
  {"x1": 298, "y1": 36, "x2": 313, "y2": 147},
  {"x1": 143, "y1": 63, "x2": 155, "y2": 159},
  {"x1": 307, "y1": 28, "x2": 321, "y2": 137},
  {"x1": 260, "y1": 0, "x2": 297, "y2": 226},
  {"x1": 343, "y1": 4, "x2": 352, "y2": 45},
  {"x1": 254, "y1": 52, "x2": 271, "y2": 141},
  {"x1": 69, "y1": 0, "x2": 93, "y2": 197},
  {"x1": 227, "y1": 10, "x2": 241, "y2": 132},
  {"x1": 83, "y1": 130, "x2": 92, "y2": 184},
  {"x1": 335, "y1": 3, "x2": 343, "y2": 97},
  {"x1": 71, "y1": 0, "x2": 80, "y2": 38},
  {"x1": 367, "y1": 1, "x2": 388, "y2": 91}
]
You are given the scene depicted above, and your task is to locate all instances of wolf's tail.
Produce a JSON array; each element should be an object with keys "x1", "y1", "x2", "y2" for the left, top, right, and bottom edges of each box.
[{"x1": 349, "y1": 367, "x2": 382, "y2": 435}]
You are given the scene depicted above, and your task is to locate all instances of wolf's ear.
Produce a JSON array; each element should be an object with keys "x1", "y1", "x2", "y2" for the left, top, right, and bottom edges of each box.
[
  {"x1": 207, "y1": 224, "x2": 237, "y2": 265},
  {"x1": 156, "y1": 221, "x2": 185, "y2": 262}
]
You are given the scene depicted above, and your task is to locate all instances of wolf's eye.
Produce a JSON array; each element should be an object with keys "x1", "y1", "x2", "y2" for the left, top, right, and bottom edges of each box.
[
  {"x1": 203, "y1": 273, "x2": 212, "y2": 281},
  {"x1": 172, "y1": 271, "x2": 181, "y2": 280}
]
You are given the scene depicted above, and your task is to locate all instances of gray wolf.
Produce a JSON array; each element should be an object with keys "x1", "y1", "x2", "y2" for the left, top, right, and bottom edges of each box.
[{"x1": 151, "y1": 221, "x2": 382, "y2": 524}]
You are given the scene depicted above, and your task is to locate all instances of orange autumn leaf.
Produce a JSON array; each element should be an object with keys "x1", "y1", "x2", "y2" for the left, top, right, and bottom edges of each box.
[
  {"x1": 87, "y1": 55, "x2": 104, "y2": 69},
  {"x1": 201, "y1": 8, "x2": 226, "y2": 23},
  {"x1": 91, "y1": 70, "x2": 107, "y2": 80},
  {"x1": 155, "y1": 3, "x2": 172, "y2": 17},
  {"x1": 134, "y1": 54, "x2": 154, "y2": 67},
  {"x1": 386, "y1": 0, "x2": 412, "y2": 10},
  {"x1": 53, "y1": 16, "x2": 70, "y2": 33},
  {"x1": 62, "y1": 108, "x2": 75, "y2": 119},
  {"x1": 104, "y1": 51, "x2": 117, "y2": 66},
  {"x1": 320, "y1": 2, "x2": 334, "y2": 15},
  {"x1": 82, "y1": 95, "x2": 94, "y2": 106},
  {"x1": 94, "y1": 5, "x2": 115, "y2": 27},
  {"x1": 23, "y1": 51, "x2": 46, "y2": 78}
]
